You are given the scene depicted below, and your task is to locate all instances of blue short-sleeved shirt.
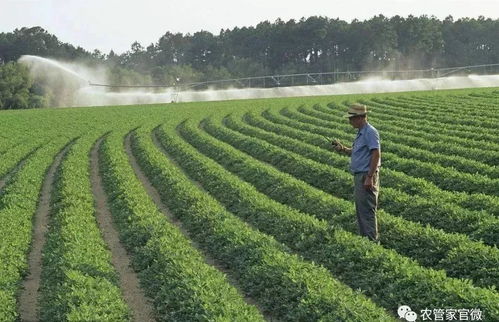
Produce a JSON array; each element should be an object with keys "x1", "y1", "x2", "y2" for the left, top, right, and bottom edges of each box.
[{"x1": 350, "y1": 123, "x2": 381, "y2": 173}]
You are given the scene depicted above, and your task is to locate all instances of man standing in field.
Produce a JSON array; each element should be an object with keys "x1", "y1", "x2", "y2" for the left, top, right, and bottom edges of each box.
[{"x1": 332, "y1": 103, "x2": 381, "y2": 242}]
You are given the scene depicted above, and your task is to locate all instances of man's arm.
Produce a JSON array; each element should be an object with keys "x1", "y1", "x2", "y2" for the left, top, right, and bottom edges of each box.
[
  {"x1": 342, "y1": 146, "x2": 352, "y2": 156},
  {"x1": 364, "y1": 149, "x2": 380, "y2": 190},
  {"x1": 367, "y1": 149, "x2": 380, "y2": 177},
  {"x1": 333, "y1": 140, "x2": 352, "y2": 156}
]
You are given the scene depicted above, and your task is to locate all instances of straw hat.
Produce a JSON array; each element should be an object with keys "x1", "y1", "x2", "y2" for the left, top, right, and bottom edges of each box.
[{"x1": 344, "y1": 103, "x2": 368, "y2": 118}]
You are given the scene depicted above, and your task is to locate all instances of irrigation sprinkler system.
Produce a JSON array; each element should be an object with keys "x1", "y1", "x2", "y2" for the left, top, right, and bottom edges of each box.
[{"x1": 87, "y1": 63, "x2": 499, "y2": 103}]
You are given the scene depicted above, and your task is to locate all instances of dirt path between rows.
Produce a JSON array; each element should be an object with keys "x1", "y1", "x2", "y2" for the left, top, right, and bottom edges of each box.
[
  {"x1": 90, "y1": 138, "x2": 155, "y2": 322},
  {"x1": 125, "y1": 131, "x2": 272, "y2": 321},
  {"x1": 18, "y1": 144, "x2": 70, "y2": 322}
]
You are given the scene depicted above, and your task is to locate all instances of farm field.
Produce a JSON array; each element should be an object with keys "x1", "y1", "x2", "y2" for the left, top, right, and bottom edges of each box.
[{"x1": 0, "y1": 87, "x2": 498, "y2": 321}]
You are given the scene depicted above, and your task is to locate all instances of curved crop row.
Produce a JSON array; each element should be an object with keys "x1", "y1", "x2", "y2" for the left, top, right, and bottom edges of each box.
[
  {"x1": 0, "y1": 140, "x2": 41, "y2": 159},
  {"x1": 389, "y1": 94, "x2": 499, "y2": 118},
  {"x1": 353, "y1": 98, "x2": 499, "y2": 148},
  {"x1": 330, "y1": 99, "x2": 499, "y2": 154},
  {"x1": 364, "y1": 97, "x2": 498, "y2": 130},
  {"x1": 260, "y1": 108, "x2": 499, "y2": 215},
  {"x1": 39, "y1": 134, "x2": 130, "y2": 321},
  {"x1": 251, "y1": 110, "x2": 499, "y2": 215},
  {"x1": 0, "y1": 114, "x2": 46, "y2": 154},
  {"x1": 199, "y1": 116, "x2": 499, "y2": 289},
  {"x1": 380, "y1": 96, "x2": 498, "y2": 119},
  {"x1": 312, "y1": 104, "x2": 499, "y2": 179},
  {"x1": 464, "y1": 96, "x2": 499, "y2": 107},
  {"x1": 308, "y1": 105, "x2": 499, "y2": 183},
  {"x1": 161, "y1": 120, "x2": 499, "y2": 318},
  {"x1": 131, "y1": 126, "x2": 396, "y2": 321},
  {"x1": 99, "y1": 130, "x2": 264, "y2": 321},
  {"x1": 358, "y1": 96, "x2": 498, "y2": 131},
  {"x1": 283, "y1": 105, "x2": 499, "y2": 195},
  {"x1": 371, "y1": 96, "x2": 497, "y2": 124},
  {"x1": 391, "y1": 94, "x2": 494, "y2": 109},
  {"x1": 0, "y1": 138, "x2": 72, "y2": 321},
  {"x1": 224, "y1": 113, "x2": 498, "y2": 245},
  {"x1": 328, "y1": 99, "x2": 499, "y2": 154},
  {"x1": 467, "y1": 91, "x2": 499, "y2": 101},
  {"x1": 294, "y1": 104, "x2": 499, "y2": 173},
  {"x1": 0, "y1": 140, "x2": 46, "y2": 182}
]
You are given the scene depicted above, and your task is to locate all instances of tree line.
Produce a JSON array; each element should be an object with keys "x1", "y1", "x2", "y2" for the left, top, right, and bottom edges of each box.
[{"x1": 0, "y1": 15, "x2": 498, "y2": 109}]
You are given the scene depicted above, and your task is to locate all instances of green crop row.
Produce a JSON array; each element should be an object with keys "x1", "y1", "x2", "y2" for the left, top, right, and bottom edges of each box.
[
  {"x1": 0, "y1": 138, "x2": 71, "y2": 322},
  {"x1": 467, "y1": 91, "x2": 499, "y2": 101},
  {"x1": 463, "y1": 94, "x2": 499, "y2": 106},
  {"x1": 303, "y1": 103, "x2": 499, "y2": 195},
  {"x1": 99, "y1": 130, "x2": 264, "y2": 321},
  {"x1": 225, "y1": 112, "x2": 499, "y2": 246},
  {"x1": 199, "y1": 116, "x2": 499, "y2": 289},
  {"x1": 389, "y1": 94, "x2": 487, "y2": 109},
  {"x1": 377, "y1": 95, "x2": 499, "y2": 127},
  {"x1": 251, "y1": 109, "x2": 499, "y2": 215},
  {"x1": 0, "y1": 146, "x2": 41, "y2": 196},
  {"x1": 373, "y1": 96, "x2": 497, "y2": 125},
  {"x1": 0, "y1": 113, "x2": 45, "y2": 154},
  {"x1": 322, "y1": 99, "x2": 499, "y2": 162},
  {"x1": 323, "y1": 99, "x2": 499, "y2": 159},
  {"x1": 162, "y1": 120, "x2": 499, "y2": 318},
  {"x1": 380, "y1": 96, "x2": 498, "y2": 120},
  {"x1": 282, "y1": 109, "x2": 499, "y2": 196},
  {"x1": 293, "y1": 104, "x2": 499, "y2": 179},
  {"x1": 130, "y1": 125, "x2": 396, "y2": 321},
  {"x1": 39, "y1": 134, "x2": 130, "y2": 321},
  {"x1": 0, "y1": 138, "x2": 34, "y2": 157},
  {"x1": 259, "y1": 108, "x2": 499, "y2": 215},
  {"x1": 0, "y1": 140, "x2": 45, "y2": 181},
  {"x1": 365, "y1": 97, "x2": 498, "y2": 131},
  {"x1": 313, "y1": 103, "x2": 499, "y2": 179},
  {"x1": 353, "y1": 98, "x2": 499, "y2": 148},
  {"x1": 250, "y1": 109, "x2": 499, "y2": 222}
]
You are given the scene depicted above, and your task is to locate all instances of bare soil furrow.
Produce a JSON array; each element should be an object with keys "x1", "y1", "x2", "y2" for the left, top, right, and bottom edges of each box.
[
  {"x1": 18, "y1": 144, "x2": 70, "y2": 322},
  {"x1": 90, "y1": 137, "x2": 155, "y2": 322},
  {"x1": 125, "y1": 132, "x2": 271, "y2": 320}
]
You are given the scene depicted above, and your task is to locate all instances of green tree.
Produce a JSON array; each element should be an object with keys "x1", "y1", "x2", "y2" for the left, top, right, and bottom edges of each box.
[
  {"x1": 154, "y1": 31, "x2": 187, "y2": 66},
  {"x1": 390, "y1": 15, "x2": 444, "y2": 68},
  {"x1": 0, "y1": 27, "x2": 93, "y2": 63},
  {"x1": 0, "y1": 62, "x2": 45, "y2": 109},
  {"x1": 443, "y1": 16, "x2": 499, "y2": 67},
  {"x1": 1, "y1": 14, "x2": 498, "y2": 109},
  {"x1": 226, "y1": 57, "x2": 268, "y2": 78},
  {"x1": 184, "y1": 31, "x2": 223, "y2": 70}
]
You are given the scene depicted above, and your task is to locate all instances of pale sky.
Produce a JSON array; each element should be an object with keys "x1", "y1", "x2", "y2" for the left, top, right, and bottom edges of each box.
[{"x1": 1, "y1": 0, "x2": 498, "y2": 55}]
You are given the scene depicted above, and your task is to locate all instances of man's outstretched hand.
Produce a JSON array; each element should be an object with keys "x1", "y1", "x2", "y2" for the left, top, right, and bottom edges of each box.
[{"x1": 332, "y1": 139, "x2": 345, "y2": 152}]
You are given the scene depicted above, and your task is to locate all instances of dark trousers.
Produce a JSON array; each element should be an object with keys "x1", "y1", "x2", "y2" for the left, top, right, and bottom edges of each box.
[{"x1": 353, "y1": 171, "x2": 379, "y2": 241}]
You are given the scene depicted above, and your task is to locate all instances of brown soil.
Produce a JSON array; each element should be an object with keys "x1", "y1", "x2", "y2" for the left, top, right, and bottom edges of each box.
[
  {"x1": 18, "y1": 144, "x2": 69, "y2": 322},
  {"x1": 125, "y1": 131, "x2": 272, "y2": 321},
  {"x1": 90, "y1": 138, "x2": 155, "y2": 322}
]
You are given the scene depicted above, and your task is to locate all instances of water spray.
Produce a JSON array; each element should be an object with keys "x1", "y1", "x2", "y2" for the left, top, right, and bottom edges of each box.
[{"x1": 18, "y1": 55, "x2": 499, "y2": 108}]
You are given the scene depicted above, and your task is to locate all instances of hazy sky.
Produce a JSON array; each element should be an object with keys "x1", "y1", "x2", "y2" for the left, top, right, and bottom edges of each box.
[{"x1": 1, "y1": 0, "x2": 498, "y2": 55}]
